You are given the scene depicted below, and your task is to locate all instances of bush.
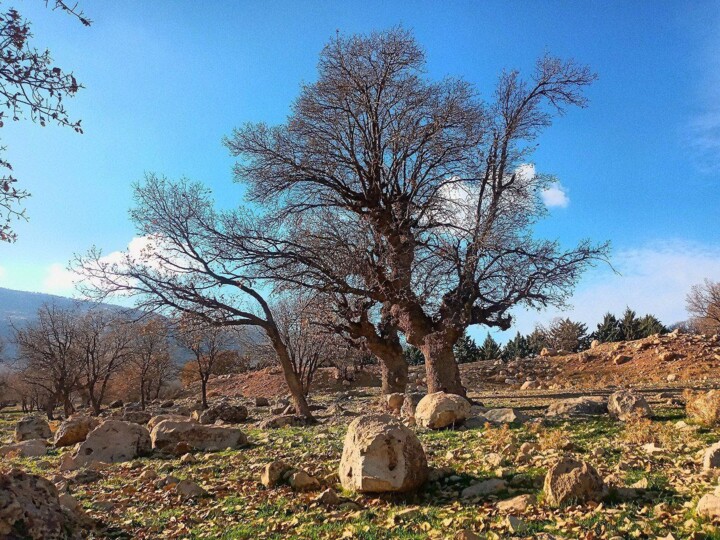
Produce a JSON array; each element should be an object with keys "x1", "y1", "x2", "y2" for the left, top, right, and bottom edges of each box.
[{"x1": 684, "y1": 389, "x2": 720, "y2": 427}]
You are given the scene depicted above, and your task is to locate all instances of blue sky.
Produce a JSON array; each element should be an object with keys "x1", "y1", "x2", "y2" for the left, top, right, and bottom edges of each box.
[{"x1": 0, "y1": 0, "x2": 719, "y2": 341}]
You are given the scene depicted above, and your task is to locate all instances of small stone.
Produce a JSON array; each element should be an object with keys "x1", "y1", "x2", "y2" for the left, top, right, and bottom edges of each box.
[
  {"x1": 543, "y1": 458, "x2": 604, "y2": 507},
  {"x1": 261, "y1": 460, "x2": 293, "y2": 488},
  {"x1": 138, "y1": 469, "x2": 158, "y2": 482},
  {"x1": 506, "y1": 515, "x2": 527, "y2": 533},
  {"x1": 175, "y1": 479, "x2": 207, "y2": 500},
  {"x1": 288, "y1": 470, "x2": 320, "y2": 492},
  {"x1": 314, "y1": 488, "x2": 340, "y2": 506},
  {"x1": 497, "y1": 494, "x2": 535, "y2": 513},
  {"x1": 460, "y1": 478, "x2": 506, "y2": 498},
  {"x1": 697, "y1": 493, "x2": 720, "y2": 518}
]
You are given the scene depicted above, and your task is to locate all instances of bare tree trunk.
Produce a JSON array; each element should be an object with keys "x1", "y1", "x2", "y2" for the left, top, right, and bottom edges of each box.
[
  {"x1": 420, "y1": 333, "x2": 465, "y2": 396},
  {"x1": 200, "y1": 378, "x2": 208, "y2": 409},
  {"x1": 353, "y1": 316, "x2": 408, "y2": 394},
  {"x1": 90, "y1": 396, "x2": 101, "y2": 416},
  {"x1": 379, "y1": 351, "x2": 408, "y2": 394},
  {"x1": 62, "y1": 394, "x2": 74, "y2": 418},
  {"x1": 269, "y1": 332, "x2": 314, "y2": 421},
  {"x1": 139, "y1": 378, "x2": 147, "y2": 410},
  {"x1": 44, "y1": 398, "x2": 55, "y2": 420}
]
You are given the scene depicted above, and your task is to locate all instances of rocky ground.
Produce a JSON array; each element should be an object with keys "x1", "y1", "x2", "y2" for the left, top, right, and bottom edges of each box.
[
  {"x1": 204, "y1": 332, "x2": 720, "y2": 400},
  {"x1": 2, "y1": 333, "x2": 720, "y2": 539}
]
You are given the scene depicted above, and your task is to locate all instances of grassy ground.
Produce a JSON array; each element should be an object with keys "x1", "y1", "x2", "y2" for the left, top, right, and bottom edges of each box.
[{"x1": 1, "y1": 399, "x2": 720, "y2": 539}]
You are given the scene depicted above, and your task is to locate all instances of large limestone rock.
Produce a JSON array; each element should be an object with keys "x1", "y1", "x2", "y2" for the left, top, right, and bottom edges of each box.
[
  {"x1": 0, "y1": 439, "x2": 48, "y2": 458},
  {"x1": 14, "y1": 416, "x2": 52, "y2": 442},
  {"x1": 608, "y1": 390, "x2": 653, "y2": 421},
  {"x1": 543, "y1": 458, "x2": 604, "y2": 507},
  {"x1": 122, "y1": 410, "x2": 152, "y2": 424},
  {"x1": 62, "y1": 420, "x2": 151, "y2": 470},
  {"x1": 0, "y1": 469, "x2": 81, "y2": 539},
  {"x1": 400, "y1": 393, "x2": 425, "y2": 421},
  {"x1": 545, "y1": 397, "x2": 608, "y2": 417},
  {"x1": 151, "y1": 420, "x2": 247, "y2": 452},
  {"x1": 192, "y1": 401, "x2": 248, "y2": 424},
  {"x1": 54, "y1": 416, "x2": 101, "y2": 447},
  {"x1": 339, "y1": 414, "x2": 428, "y2": 493},
  {"x1": 415, "y1": 392, "x2": 470, "y2": 429},
  {"x1": 147, "y1": 414, "x2": 193, "y2": 432}
]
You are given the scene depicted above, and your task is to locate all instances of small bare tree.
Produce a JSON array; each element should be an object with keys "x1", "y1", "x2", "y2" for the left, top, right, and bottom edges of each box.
[
  {"x1": 174, "y1": 314, "x2": 236, "y2": 409},
  {"x1": 272, "y1": 295, "x2": 336, "y2": 396},
  {"x1": 76, "y1": 309, "x2": 134, "y2": 415},
  {"x1": 128, "y1": 318, "x2": 172, "y2": 410},
  {"x1": 12, "y1": 304, "x2": 82, "y2": 418},
  {"x1": 687, "y1": 279, "x2": 720, "y2": 335}
]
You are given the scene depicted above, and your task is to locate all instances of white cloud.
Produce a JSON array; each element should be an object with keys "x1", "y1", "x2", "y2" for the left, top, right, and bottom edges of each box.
[
  {"x1": 43, "y1": 263, "x2": 78, "y2": 294},
  {"x1": 541, "y1": 182, "x2": 570, "y2": 208},
  {"x1": 688, "y1": 109, "x2": 720, "y2": 174},
  {"x1": 491, "y1": 240, "x2": 720, "y2": 341}
]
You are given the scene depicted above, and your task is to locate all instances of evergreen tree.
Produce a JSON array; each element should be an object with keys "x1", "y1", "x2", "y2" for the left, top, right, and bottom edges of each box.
[
  {"x1": 593, "y1": 312, "x2": 622, "y2": 343},
  {"x1": 547, "y1": 317, "x2": 590, "y2": 352},
  {"x1": 454, "y1": 331, "x2": 480, "y2": 364},
  {"x1": 479, "y1": 334, "x2": 502, "y2": 360},
  {"x1": 502, "y1": 332, "x2": 531, "y2": 360},
  {"x1": 638, "y1": 314, "x2": 667, "y2": 337},
  {"x1": 403, "y1": 345, "x2": 425, "y2": 366},
  {"x1": 527, "y1": 327, "x2": 549, "y2": 355},
  {"x1": 620, "y1": 307, "x2": 641, "y2": 341}
]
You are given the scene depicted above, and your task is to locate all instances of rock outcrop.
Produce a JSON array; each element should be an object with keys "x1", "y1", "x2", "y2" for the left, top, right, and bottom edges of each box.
[
  {"x1": 543, "y1": 458, "x2": 604, "y2": 507},
  {"x1": 339, "y1": 414, "x2": 428, "y2": 493},
  {"x1": 415, "y1": 392, "x2": 470, "y2": 429},
  {"x1": 0, "y1": 469, "x2": 81, "y2": 539},
  {"x1": 151, "y1": 420, "x2": 247, "y2": 452},
  {"x1": 14, "y1": 416, "x2": 52, "y2": 442},
  {"x1": 62, "y1": 420, "x2": 151, "y2": 470}
]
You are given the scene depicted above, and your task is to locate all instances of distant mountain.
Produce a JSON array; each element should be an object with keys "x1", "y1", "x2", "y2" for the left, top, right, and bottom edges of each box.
[
  {"x1": 0, "y1": 287, "x2": 167, "y2": 363},
  {"x1": 0, "y1": 288, "x2": 108, "y2": 354},
  {"x1": 0, "y1": 287, "x2": 252, "y2": 366}
]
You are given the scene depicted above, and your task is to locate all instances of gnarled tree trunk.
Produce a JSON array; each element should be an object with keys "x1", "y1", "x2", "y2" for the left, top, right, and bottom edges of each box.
[
  {"x1": 419, "y1": 332, "x2": 465, "y2": 396},
  {"x1": 379, "y1": 350, "x2": 408, "y2": 394},
  {"x1": 267, "y1": 330, "x2": 314, "y2": 421}
]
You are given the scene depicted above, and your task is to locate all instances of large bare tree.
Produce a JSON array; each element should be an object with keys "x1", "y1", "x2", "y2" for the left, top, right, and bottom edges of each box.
[
  {"x1": 224, "y1": 28, "x2": 607, "y2": 395},
  {"x1": 73, "y1": 177, "x2": 316, "y2": 419},
  {"x1": 687, "y1": 279, "x2": 720, "y2": 335}
]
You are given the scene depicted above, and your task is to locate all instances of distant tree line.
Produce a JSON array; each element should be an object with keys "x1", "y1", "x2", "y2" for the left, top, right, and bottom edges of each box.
[
  {"x1": 402, "y1": 307, "x2": 669, "y2": 365},
  {"x1": 0, "y1": 299, "x2": 380, "y2": 419}
]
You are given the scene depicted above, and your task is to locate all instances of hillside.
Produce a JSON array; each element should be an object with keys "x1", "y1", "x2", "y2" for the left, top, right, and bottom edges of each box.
[
  {"x1": 0, "y1": 288, "x2": 101, "y2": 356},
  {"x1": 197, "y1": 331, "x2": 720, "y2": 401}
]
